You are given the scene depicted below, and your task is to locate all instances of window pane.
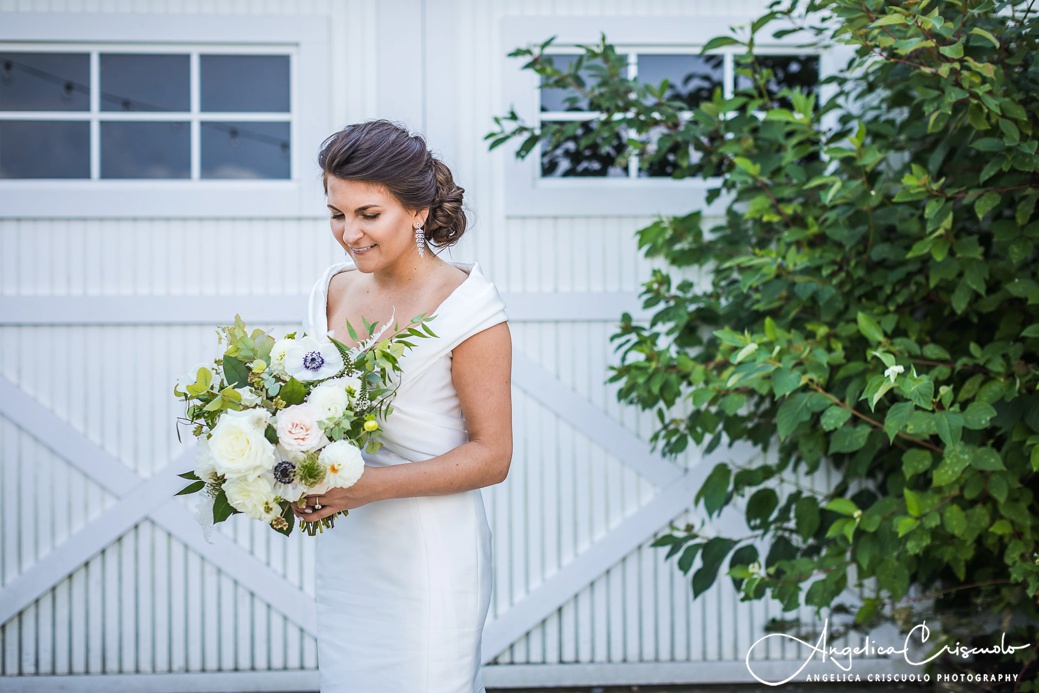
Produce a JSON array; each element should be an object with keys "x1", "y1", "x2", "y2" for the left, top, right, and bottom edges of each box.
[
  {"x1": 736, "y1": 54, "x2": 819, "y2": 101},
  {"x1": 0, "y1": 120, "x2": 89, "y2": 178},
  {"x1": 638, "y1": 126, "x2": 702, "y2": 178},
  {"x1": 200, "y1": 55, "x2": 289, "y2": 113},
  {"x1": 101, "y1": 121, "x2": 190, "y2": 179},
  {"x1": 637, "y1": 54, "x2": 723, "y2": 109},
  {"x1": 201, "y1": 121, "x2": 290, "y2": 179},
  {"x1": 0, "y1": 52, "x2": 90, "y2": 111},
  {"x1": 540, "y1": 120, "x2": 627, "y2": 178},
  {"x1": 540, "y1": 54, "x2": 600, "y2": 113},
  {"x1": 100, "y1": 53, "x2": 189, "y2": 112}
]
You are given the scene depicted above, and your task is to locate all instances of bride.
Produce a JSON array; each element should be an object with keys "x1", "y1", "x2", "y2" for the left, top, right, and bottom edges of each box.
[{"x1": 294, "y1": 119, "x2": 512, "y2": 692}]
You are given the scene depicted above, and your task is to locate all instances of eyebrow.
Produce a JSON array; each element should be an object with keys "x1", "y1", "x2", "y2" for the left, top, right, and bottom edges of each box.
[{"x1": 326, "y1": 203, "x2": 382, "y2": 214}]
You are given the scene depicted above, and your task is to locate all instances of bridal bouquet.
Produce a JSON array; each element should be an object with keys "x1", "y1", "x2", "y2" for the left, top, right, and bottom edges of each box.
[{"x1": 174, "y1": 313, "x2": 434, "y2": 536}]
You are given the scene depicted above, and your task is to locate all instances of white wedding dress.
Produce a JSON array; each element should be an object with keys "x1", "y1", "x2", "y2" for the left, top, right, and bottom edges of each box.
[{"x1": 304, "y1": 260, "x2": 508, "y2": 693}]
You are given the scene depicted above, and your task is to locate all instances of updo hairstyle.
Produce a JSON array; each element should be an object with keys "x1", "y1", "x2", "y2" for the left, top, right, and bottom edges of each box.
[{"x1": 318, "y1": 119, "x2": 467, "y2": 248}]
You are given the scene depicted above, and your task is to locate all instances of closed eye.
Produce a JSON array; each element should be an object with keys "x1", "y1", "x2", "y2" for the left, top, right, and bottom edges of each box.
[{"x1": 361, "y1": 213, "x2": 379, "y2": 220}]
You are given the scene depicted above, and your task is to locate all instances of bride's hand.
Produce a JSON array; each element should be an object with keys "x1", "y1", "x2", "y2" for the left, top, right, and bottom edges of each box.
[{"x1": 291, "y1": 467, "x2": 384, "y2": 522}]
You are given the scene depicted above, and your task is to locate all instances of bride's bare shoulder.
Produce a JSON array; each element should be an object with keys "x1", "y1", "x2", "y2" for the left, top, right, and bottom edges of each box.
[
  {"x1": 437, "y1": 261, "x2": 469, "y2": 291},
  {"x1": 327, "y1": 268, "x2": 362, "y2": 309}
]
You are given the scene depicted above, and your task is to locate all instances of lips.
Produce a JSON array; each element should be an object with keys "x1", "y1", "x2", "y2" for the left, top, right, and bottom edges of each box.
[{"x1": 350, "y1": 244, "x2": 376, "y2": 255}]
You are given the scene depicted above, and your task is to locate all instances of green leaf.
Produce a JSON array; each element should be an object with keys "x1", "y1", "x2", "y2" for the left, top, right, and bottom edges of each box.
[
  {"x1": 223, "y1": 356, "x2": 251, "y2": 389},
  {"x1": 962, "y1": 401, "x2": 997, "y2": 429},
  {"x1": 904, "y1": 487, "x2": 922, "y2": 518},
  {"x1": 821, "y1": 405, "x2": 853, "y2": 432},
  {"x1": 692, "y1": 537, "x2": 736, "y2": 598},
  {"x1": 746, "y1": 488, "x2": 778, "y2": 529},
  {"x1": 933, "y1": 443, "x2": 971, "y2": 486},
  {"x1": 871, "y1": 13, "x2": 907, "y2": 27},
  {"x1": 971, "y1": 447, "x2": 1005, "y2": 471},
  {"x1": 177, "y1": 470, "x2": 200, "y2": 481},
  {"x1": 898, "y1": 517, "x2": 920, "y2": 537},
  {"x1": 212, "y1": 490, "x2": 238, "y2": 523},
  {"x1": 903, "y1": 449, "x2": 933, "y2": 477},
  {"x1": 974, "y1": 192, "x2": 1001, "y2": 220},
  {"x1": 677, "y1": 543, "x2": 703, "y2": 573},
  {"x1": 971, "y1": 138, "x2": 1005, "y2": 152},
  {"x1": 856, "y1": 311, "x2": 885, "y2": 343},
  {"x1": 279, "y1": 378, "x2": 307, "y2": 405},
  {"x1": 829, "y1": 425, "x2": 870, "y2": 454},
  {"x1": 728, "y1": 545, "x2": 759, "y2": 590},
  {"x1": 696, "y1": 464, "x2": 731, "y2": 518},
  {"x1": 970, "y1": 27, "x2": 999, "y2": 48},
  {"x1": 776, "y1": 393, "x2": 812, "y2": 439},
  {"x1": 175, "y1": 480, "x2": 205, "y2": 496},
  {"x1": 771, "y1": 367, "x2": 802, "y2": 397},
  {"x1": 794, "y1": 497, "x2": 820, "y2": 540},
  {"x1": 884, "y1": 402, "x2": 915, "y2": 442},
  {"x1": 939, "y1": 40, "x2": 964, "y2": 59},
  {"x1": 701, "y1": 35, "x2": 744, "y2": 52},
  {"x1": 989, "y1": 519, "x2": 1013, "y2": 535},
  {"x1": 824, "y1": 498, "x2": 859, "y2": 517},
  {"x1": 988, "y1": 474, "x2": 1009, "y2": 504},
  {"x1": 943, "y1": 504, "x2": 967, "y2": 537}
]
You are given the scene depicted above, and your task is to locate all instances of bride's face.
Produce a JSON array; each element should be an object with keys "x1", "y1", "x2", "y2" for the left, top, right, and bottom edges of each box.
[{"x1": 326, "y1": 176, "x2": 425, "y2": 272}]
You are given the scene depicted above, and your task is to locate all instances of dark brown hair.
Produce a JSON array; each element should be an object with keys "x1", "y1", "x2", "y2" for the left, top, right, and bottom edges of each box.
[{"x1": 317, "y1": 119, "x2": 466, "y2": 248}]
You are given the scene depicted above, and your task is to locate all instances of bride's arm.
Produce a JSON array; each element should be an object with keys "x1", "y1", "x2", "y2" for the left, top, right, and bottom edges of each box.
[{"x1": 296, "y1": 321, "x2": 513, "y2": 517}]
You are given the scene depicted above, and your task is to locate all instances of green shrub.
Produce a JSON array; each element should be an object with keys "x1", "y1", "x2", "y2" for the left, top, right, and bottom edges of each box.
[{"x1": 489, "y1": 0, "x2": 1039, "y2": 685}]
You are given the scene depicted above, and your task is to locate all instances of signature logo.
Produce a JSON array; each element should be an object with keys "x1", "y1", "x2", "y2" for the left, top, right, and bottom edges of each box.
[{"x1": 744, "y1": 618, "x2": 1031, "y2": 687}]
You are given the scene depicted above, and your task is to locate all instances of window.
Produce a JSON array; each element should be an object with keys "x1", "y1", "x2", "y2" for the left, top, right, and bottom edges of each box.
[
  {"x1": 1, "y1": 50, "x2": 291, "y2": 181},
  {"x1": 501, "y1": 16, "x2": 844, "y2": 217},
  {"x1": 537, "y1": 50, "x2": 818, "y2": 180},
  {"x1": 0, "y1": 13, "x2": 329, "y2": 218}
]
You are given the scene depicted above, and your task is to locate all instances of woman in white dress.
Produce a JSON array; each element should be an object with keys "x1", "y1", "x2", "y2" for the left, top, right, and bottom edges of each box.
[{"x1": 294, "y1": 120, "x2": 512, "y2": 692}]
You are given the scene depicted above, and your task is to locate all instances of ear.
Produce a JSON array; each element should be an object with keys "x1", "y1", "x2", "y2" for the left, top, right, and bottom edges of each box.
[{"x1": 412, "y1": 207, "x2": 429, "y2": 228}]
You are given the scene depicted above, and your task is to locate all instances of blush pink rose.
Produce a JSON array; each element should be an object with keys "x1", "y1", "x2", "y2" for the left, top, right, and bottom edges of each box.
[{"x1": 275, "y1": 404, "x2": 327, "y2": 454}]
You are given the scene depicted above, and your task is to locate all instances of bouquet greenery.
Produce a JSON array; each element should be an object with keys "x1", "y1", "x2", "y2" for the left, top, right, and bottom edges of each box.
[{"x1": 175, "y1": 313, "x2": 434, "y2": 536}]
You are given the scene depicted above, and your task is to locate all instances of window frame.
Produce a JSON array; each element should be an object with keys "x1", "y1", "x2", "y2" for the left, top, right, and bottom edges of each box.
[
  {"x1": 0, "y1": 13, "x2": 330, "y2": 219},
  {"x1": 500, "y1": 15, "x2": 849, "y2": 218}
]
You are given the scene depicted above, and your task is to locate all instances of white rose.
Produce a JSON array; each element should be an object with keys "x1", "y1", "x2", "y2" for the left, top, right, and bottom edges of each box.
[
  {"x1": 307, "y1": 378, "x2": 354, "y2": 422},
  {"x1": 269, "y1": 338, "x2": 293, "y2": 378},
  {"x1": 236, "y1": 387, "x2": 263, "y2": 407},
  {"x1": 194, "y1": 436, "x2": 219, "y2": 484},
  {"x1": 223, "y1": 474, "x2": 280, "y2": 522},
  {"x1": 208, "y1": 409, "x2": 276, "y2": 479},
  {"x1": 284, "y1": 336, "x2": 344, "y2": 381},
  {"x1": 275, "y1": 404, "x2": 327, "y2": 454},
  {"x1": 317, "y1": 440, "x2": 365, "y2": 490}
]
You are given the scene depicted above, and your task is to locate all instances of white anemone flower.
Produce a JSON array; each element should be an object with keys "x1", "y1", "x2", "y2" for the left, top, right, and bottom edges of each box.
[{"x1": 284, "y1": 336, "x2": 344, "y2": 382}]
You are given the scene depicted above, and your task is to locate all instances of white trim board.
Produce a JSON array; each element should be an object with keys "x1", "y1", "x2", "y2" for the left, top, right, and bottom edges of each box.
[{"x1": 0, "y1": 292, "x2": 651, "y2": 325}]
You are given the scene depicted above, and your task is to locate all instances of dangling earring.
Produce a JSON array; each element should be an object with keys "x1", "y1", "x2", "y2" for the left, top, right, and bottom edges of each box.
[{"x1": 415, "y1": 223, "x2": 425, "y2": 258}]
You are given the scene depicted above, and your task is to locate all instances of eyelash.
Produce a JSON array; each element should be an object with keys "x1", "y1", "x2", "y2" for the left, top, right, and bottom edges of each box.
[{"x1": 330, "y1": 213, "x2": 379, "y2": 220}]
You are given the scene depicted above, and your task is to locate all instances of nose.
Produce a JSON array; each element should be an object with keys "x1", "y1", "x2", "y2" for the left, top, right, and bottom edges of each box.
[{"x1": 340, "y1": 221, "x2": 364, "y2": 246}]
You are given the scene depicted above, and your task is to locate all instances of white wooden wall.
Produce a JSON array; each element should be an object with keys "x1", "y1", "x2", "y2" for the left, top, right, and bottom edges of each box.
[{"x1": 0, "y1": 0, "x2": 889, "y2": 690}]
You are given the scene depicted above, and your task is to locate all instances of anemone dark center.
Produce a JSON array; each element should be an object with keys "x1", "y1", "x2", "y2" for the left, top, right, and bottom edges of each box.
[{"x1": 303, "y1": 351, "x2": 325, "y2": 371}]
